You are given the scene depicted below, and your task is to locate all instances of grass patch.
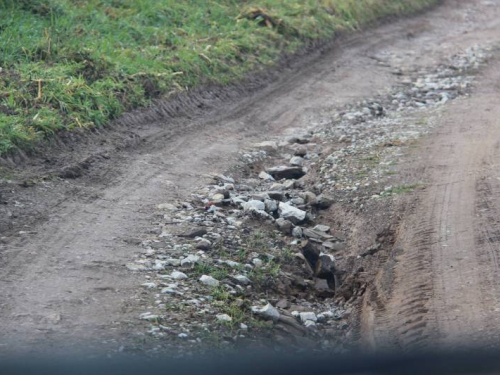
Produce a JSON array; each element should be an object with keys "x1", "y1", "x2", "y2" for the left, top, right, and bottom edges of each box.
[
  {"x1": 211, "y1": 266, "x2": 230, "y2": 281},
  {"x1": 192, "y1": 262, "x2": 230, "y2": 281},
  {"x1": 381, "y1": 183, "x2": 425, "y2": 196},
  {"x1": 192, "y1": 262, "x2": 215, "y2": 277},
  {"x1": 279, "y1": 246, "x2": 295, "y2": 263},
  {"x1": 0, "y1": 0, "x2": 439, "y2": 155},
  {"x1": 210, "y1": 287, "x2": 249, "y2": 329},
  {"x1": 248, "y1": 260, "x2": 281, "y2": 288},
  {"x1": 220, "y1": 301, "x2": 248, "y2": 328},
  {"x1": 361, "y1": 154, "x2": 381, "y2": 164},
  {"x1": 211, "y1": 286, "x2": 231, "y2": 302},
  {"x1": 383, "y1": 170, "x2": 397, "y2": 176},
  {"x1": 354, "y1": 170, "x2": 369, "y2": 179}
]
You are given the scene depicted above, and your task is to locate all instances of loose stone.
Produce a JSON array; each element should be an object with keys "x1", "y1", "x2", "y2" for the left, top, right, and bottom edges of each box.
[
  {"x1": 252, "y1": 303, "x2": 280, "y2": 322},
  {"x1": 171, "y1": 271, "x2": 188, "y2": 280},
  {"x1": 199, "y1": 275, "x2": 220, "y2": 287},
  {"x1": 278, "y1": 202, "x2": 306, "y2": 224},
  {"x1": 216, "y1": 314, "x2": 233, "y2": 323}
]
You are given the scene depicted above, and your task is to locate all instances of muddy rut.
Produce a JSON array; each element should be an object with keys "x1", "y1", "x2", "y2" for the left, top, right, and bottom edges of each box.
[{"x1": 2, "y1": 0, "x2": 500, "y2": 354}]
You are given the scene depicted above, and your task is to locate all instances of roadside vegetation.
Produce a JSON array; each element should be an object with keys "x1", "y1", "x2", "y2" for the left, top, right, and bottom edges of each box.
[{"x1": 0, "y1": 0, "x2": 438, "y2": 155}]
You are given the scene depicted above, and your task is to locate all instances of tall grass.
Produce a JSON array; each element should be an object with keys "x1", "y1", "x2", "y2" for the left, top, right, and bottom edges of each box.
[{"x1": 0, "y1": 0, "x2": 438, "y2": 154}]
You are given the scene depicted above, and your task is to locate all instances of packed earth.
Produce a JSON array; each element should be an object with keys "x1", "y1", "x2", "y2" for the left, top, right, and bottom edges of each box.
[{"x1": 1, "y1": 0, "x2": 500, "y2": 357}]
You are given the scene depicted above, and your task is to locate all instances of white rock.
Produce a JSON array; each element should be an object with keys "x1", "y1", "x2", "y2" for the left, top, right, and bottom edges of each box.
[
  {"x1": 148, "y1": 327, "x2": 160, "y2": 334},
  {"x1": 152, "y1": 260, "x2": 166, "y2": 271},
  {"x1": 218, "y1": 260, "x2": 241, "y2": 268},
  {"x1": 289, "y1": 156, "x2": 304, "y2": 166},
  {"x1": 161, "y1": 285, "x2": 178, "y2": 294},
  {"x1": 233, "y1": 275, "x2": 251, "y2": 285},
  {"x1": 232, "y1": 197, "x2": 248, "y2": 206},
  {"x1": 181, "y1": 254, "x2": 201, "y2": 267},
  {"x1": 304, "y1": 320, "x2": 317, "y2": 328},
  {"x1": 211, "y1": 193, "x2": 225, "y2": 202},
  {"x1": 291, "y1": 197, "x2": 305, "y2": 205},
  {"x1": 320, "y1": 311, "x2": 335, "y2": 319},
  {"x1": 254, "y1": 141, "x2": 278, "y2": 152},
  {"x1": 242, "y1": 200, "x2": 266, "y2": 212},
  {"x1": 140, "y1": 312, "x2": 159, "y2": 321},
  {"x1": 264, "y1": 199, "x2": 278, "y2": 213},
  {"x1": 199, "y1": 275, "x2": 220, "y2": 287},
  {"x1": 278, "y1": 202, "x2": 306, "y2": 224},
  {"x1": 292, "y1": 226, "x2": 303, "y2": 238},
  {"x1": 240, "y1": 323, "x2": 248, "y2": 330},
  {"x1": 251, "y1": 303, "x2": 280, "y2": 322},
  {"x1": 157, "y1": 203, "x2": 177, "y2": 210},
  {"x1": 141, "y1": 282, "x2": 157, "y2": 289},
  {"x1": 252, "y1": 258, "x2": 263, "y2": 268},
  {"x1": 299, "y1": 312, "x2": 317, "y2": 323},
  {"x1": 171, "y1": 271, "x2": 188, "y2": 280},
  {"x1": 314, "y1": 225, "x2": 330, "y2": 232},
  {"x1": 165, "y1": 258, "x2": 181, "y2": 267},
  {"x1": 258, "y1": 171, "x2": 275, "y2": 181},
  {"x1": 270, "y1": 183, "x2": 285, "y2": 191},
  {"x1": 216, "y1": 314, "x2": 233, "y2": 323},
  {"x1": 126, "y1": 263, "x2": 147, "y2": 271}
]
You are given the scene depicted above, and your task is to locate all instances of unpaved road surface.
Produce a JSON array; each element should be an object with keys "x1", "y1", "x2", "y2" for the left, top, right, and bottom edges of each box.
[
  {"x1": 363, "y1": 58, "x2": 500, "y2": 349},
  {"x1": 1, "y1": 0, "x2": 500, "y2": 354}
]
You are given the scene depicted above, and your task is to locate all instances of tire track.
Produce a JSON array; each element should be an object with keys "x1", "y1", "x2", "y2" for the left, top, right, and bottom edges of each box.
[{"x1": 365, "y1": 57, "x2": 500, "y2": 349}]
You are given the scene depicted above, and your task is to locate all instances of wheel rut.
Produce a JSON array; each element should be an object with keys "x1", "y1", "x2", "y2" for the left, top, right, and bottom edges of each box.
[{"x1": 365, "y1": 57, "x2": 500, "y2": 349}]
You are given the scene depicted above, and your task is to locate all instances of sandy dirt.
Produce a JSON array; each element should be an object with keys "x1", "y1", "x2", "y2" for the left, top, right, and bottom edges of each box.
[{"x1": 1, "y1": 0, "x2": 500, "y2": 354}]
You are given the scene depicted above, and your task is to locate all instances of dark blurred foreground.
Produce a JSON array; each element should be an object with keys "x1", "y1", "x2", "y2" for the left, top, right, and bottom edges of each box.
[{"x1": 2, "y1": 350, "x2": 500, "y2": 375}]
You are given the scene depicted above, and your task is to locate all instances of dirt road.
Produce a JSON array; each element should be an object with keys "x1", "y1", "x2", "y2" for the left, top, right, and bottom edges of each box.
[
  {"x1": 1, "y1": 0, "x2": 500, "y2": 354},
  {"x1": 362, "y1": 58, "x2": 500, "y2": 350}
]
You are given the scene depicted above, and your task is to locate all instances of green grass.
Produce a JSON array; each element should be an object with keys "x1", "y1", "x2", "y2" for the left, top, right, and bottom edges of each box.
[
  {"x1": 248, "y1": 260, "x2": 281, "y2": 288},
  {"x1": 381, "y1": 183, "x2": 425, "y2": 196},
  {"x1": 192, "y1": 261, "x2": 232, "y2": 281},
  {"x1": 211, "y1": 286, "x2": 231, "y2": 302},
  {"x1": 0, "y1": 0, "x2": 438, "y2": 155}
]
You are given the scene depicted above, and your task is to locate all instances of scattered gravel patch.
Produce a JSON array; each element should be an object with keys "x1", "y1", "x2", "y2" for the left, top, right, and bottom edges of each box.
[{"x1": 126, "y1": 44, "x2": 492, "y2": 355}]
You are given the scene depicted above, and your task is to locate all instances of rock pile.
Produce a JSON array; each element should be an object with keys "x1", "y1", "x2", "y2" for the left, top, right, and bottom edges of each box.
[{"x1": 126, "y1": 146, "x2": 349, "y2": 351}]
